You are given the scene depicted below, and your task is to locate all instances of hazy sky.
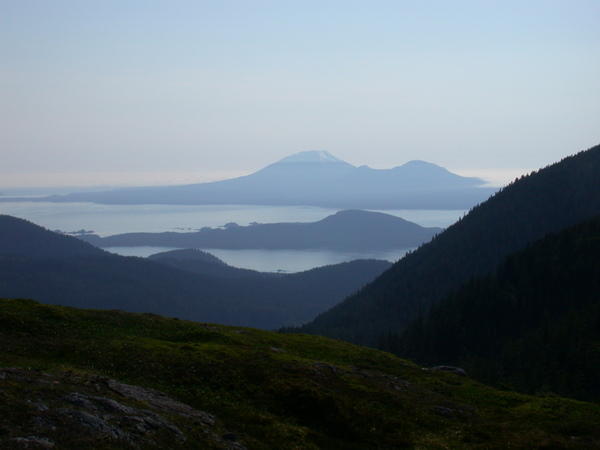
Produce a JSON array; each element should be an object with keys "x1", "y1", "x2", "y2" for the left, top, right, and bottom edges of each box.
[{"x1": 1, "y1": 1, "x2": 599, "y2": 187}]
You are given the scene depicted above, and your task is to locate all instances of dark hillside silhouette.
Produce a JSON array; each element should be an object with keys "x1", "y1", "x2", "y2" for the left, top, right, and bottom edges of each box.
[
  {"x1": 299, "y1": 144, "x2": 600, "y2": 345},
  {"x1": 79, "y1": 209, "x2": 441, "y2": 251},
  {"x1": 390, "y1": 216, "x2": 600, "y2": 402},
  {"x1": 0, "y1": 216, "x2": 390, "y2": 328},
  {"x1": 0, "y1": 215, "x2": 105, "y2": 259}
]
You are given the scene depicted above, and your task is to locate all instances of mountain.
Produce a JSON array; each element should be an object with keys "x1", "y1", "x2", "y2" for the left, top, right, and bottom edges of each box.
[
  {"x1": 149, "y1": 248, "x2": 392, "y2": 325},
  {"x1": 148, "y1": 248, "x2": 284, "y2": 278},
  {"x1": 388, "y1": 216, "x2": 600, "y2": 402},
  {"x1": 2, "y1": 298, "x2": 599, "y2": 449},
  {"x1": 0, "y1": 214, "x2": 105, "y2": 259},
  {"x1": 0, "y1": 215, "x2": 390, "y2": 329},
  {"x1": 79, "y1": 209, "x2": 441, "y2": 251},
  {"x1": 299, "y1": 143, "x2": 600, "y2": 345},
  {"x1": 149, "y1": 248, "x2": 251, "y2": 277},
  {"x1": 2, "y1": 151, "x2": 495, "y2": 209}
]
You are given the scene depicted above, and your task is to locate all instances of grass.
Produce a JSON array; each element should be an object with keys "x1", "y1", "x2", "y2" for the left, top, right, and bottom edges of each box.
[{"x1": 1, "y1": 298, "x2": 599, "y2": 449}]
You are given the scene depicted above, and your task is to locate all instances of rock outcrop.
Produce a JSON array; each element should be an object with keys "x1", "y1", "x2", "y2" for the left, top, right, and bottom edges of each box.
[{"x1": 0, "y1": 368, "x2": 245, "y2": 449}]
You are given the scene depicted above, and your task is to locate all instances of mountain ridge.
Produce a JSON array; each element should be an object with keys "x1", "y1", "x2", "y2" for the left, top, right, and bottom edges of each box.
[
  {"x1": 299, "y1": 143, "x2": 600, "y2": 345},
  {"x1": 0, "y1": 151, "x2": 493, "y2": 208},
  {"x1": 0, "y1": 215, "x2": 391, "y2": 329},
  {"x1": 389, "y1": 215, "x2": 600, "y2": 402},
  {"x1": 271, "y1": 150, "x2": 352, "y2": 165},
  {"x1": 77, "y1": 209, "x2": 441, "y2": 251}
]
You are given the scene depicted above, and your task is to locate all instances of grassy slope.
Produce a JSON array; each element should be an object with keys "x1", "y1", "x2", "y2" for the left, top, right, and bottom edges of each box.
[{"x1": 1, "y1": 299, "x2": 599, "y2": 449}]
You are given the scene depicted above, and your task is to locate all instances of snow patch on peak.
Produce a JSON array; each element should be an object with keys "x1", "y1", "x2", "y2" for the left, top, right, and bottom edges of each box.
[
  {"x1": 393, "y1": 160, "x2": 449, "y2": 172},
  {"x1": 402, "y1": 160, "x2": 442, "y2": 168},
  {"x1": 276, "y1": 151, "x2": 348, "y2": 164}
]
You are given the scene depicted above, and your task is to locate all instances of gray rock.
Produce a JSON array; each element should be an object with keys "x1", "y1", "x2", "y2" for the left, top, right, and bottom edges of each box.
[
  {"x1": 106, "y1": 379, "x2": 215, "y2": 425},
  {"x1": 33, "y1": 402, "x2": 49, "y2": 413},
  {"x1": 313, "y1": 362, "x2": 340, "y2": 374},
  {"x1": 26, "y1": 399, "x2": 49, "y2": 412},
  {"x1": 64, "y1": 391, "x2": 140, "y2": 415},
  {"x1": 222, "y1": 432, "x2": 238, "y2": 441},
  {"x1": 1, "y1": 367, "x2": 239, "y2": 448},
  {"x1": 61, "y1": 392, "x2": 185, "y2": 440},
  {"x1": 140, "y1": 413, "x2": 185, "y2": 440},
  {"x1": 431, "y1": 404, "x2": 478, "y2": 419},
  {"x1": 30, "y1": 416, "x2": 56, "y2": 432},
  {"x1": 63, "y1": 392, "x2": 97, "y2": 410},
  {"x1": 9, "y1": 436, "x2": 55, "y2": 448},
  {"x1": 430, "y1": 366, "x2": 468, "y2": 377},
  {"x1": 432, "y1": 406, "x2": 455, "y2": 418},
  {"x1": 90, "y1": 395, "x2": 137, "y2": 415},
  {"x1": 56, "y1": 408, "x2": 128, "y2": 440}
]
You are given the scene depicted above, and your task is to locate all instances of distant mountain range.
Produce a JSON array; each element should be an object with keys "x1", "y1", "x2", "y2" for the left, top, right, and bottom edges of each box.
[
  {"x1": 299, "y1": 144, "x2": 600, "y2": 345},
  {"x1": 78, "y1": 209, "x2": 441, "y2": 251},
  {"x1": 1, "y1": 151, "x2": 496, "y2": 209},
  {"x1": 0, "y1": 215, "x2": 390, "y2": 329}
]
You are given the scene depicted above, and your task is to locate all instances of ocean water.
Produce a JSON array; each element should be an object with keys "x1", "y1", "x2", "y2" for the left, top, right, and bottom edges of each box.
[
  {"x1": 105, "y1": 246, "x2": 415, "y2": 273},
  {"x1": 0, "y1": 202, "x2": 339, "y2": 236},
  {"x1": 0, "y1": 201, "x2": 465, "y2": 272}
]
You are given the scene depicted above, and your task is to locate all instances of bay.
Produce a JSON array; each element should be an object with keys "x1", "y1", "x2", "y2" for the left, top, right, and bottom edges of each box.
[
  {"x1": 0, "y1": 202, "x2": 339, "y2": 236},
  {"x1": 105, "y1": 246, "x2": 414, "y2": 273},
  {"x1": 0, "y1": 201, "x2": 465, "y2": 272}
]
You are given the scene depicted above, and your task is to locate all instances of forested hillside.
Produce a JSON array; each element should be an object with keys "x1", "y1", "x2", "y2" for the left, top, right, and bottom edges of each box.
[
  {"x1": 79, "y1": 209, "x2": 441, "y2": 251},
  {"x1": 300, "y1": 144, "x2": 600, "y2": 345},
  {"x1": 385, "y1": 216, "x2": 600, "y2": 401},
  {"x1": 0, "y1": 216, "x2": 389, "y2": 329}
]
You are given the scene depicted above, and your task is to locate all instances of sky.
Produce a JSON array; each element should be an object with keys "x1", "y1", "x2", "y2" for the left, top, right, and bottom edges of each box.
[{"x1": 1, "y1": 0, "x2": 599, "y2": 188}]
